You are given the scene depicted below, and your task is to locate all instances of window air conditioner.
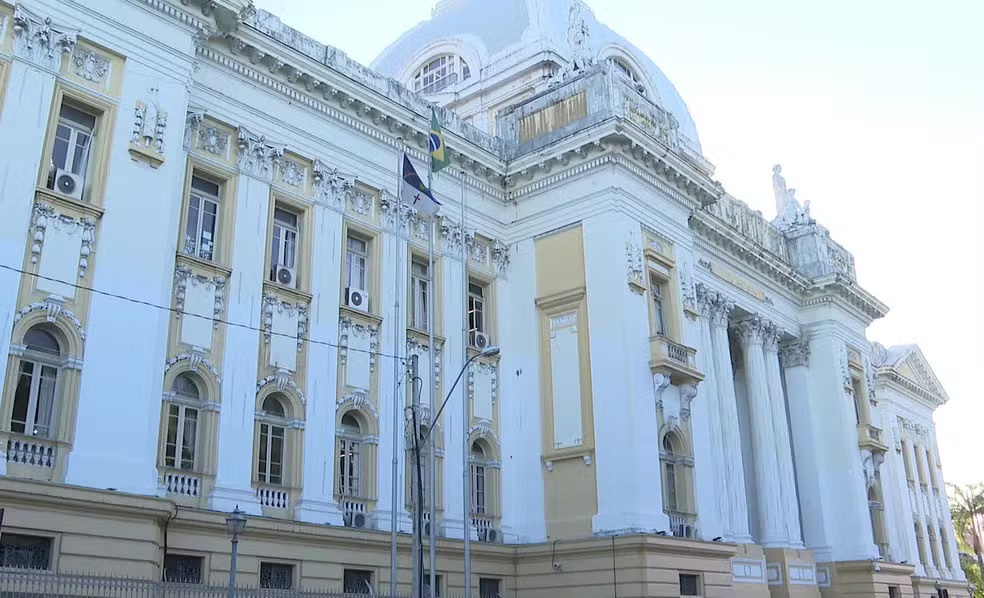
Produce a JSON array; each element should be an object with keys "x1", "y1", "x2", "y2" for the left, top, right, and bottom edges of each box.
[
  {"x1": 54, "y1": 169, "x2": 84, "y2": 201},
  {"x1": 346, "y1": 287, "x2": 369, "y2": 312},
  {"x1": 478, "y1": 528, "x2": 500, "y2": 543},
  {"x1": 469, "y1": 330, "x2": 490, "y2": 350},
  {"x1": 343, "y1": 510, "x2": 368, "y2": 529},
  {"x1": 273, "y1": 265, "x2": 297, "y2": 289}
]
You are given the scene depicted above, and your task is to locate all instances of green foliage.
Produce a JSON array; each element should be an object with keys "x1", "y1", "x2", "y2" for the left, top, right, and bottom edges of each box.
[{"x1": 949, "y1": 483, "x2": 984, "y2": 597}]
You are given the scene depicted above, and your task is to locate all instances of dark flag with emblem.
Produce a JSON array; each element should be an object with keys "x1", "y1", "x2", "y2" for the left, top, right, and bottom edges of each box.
[{"x1": 401, "y1": 153, "x2": 441, "y2": 218}]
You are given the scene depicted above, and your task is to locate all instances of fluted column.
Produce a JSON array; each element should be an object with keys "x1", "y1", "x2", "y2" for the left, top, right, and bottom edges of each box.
[
  {"x1": 707, "y1": 294, "x2": 752, "y2": 542},
  {"x1": 930, "y1": 431, "x2": 965, "y2": 579},
  {"x1": 696, "y1": 287, "x2": 727, "y2": 541},
  {"x1": 734, "y1": 317, "x2": 786, "y2": 546},
  {"x1": 904, "y1": 436, "x2": 933, "y2": 577},
  {"x1": 920, "y1": 445, "x2": 948, "y2": 577},
  {"x1": 762, "y1": 322, "x2": 803, "y2": 547}
]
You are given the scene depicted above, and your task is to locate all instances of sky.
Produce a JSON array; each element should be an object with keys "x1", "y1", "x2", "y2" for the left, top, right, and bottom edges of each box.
[{"x1": 253, "y1": 0, "x2": 984, "y2": 485}]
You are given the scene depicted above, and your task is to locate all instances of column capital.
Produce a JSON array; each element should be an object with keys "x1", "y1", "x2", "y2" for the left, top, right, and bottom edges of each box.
[
  {"x1": 779, "y1": 340, "x2": 810, "y2": 368},
  {"x1": 733, "y1": 316, "x2": 768, "y2": 346},
  {"x1": 12, "y1": 4, "x2": 78, "y2": 71},
  {"x1": 697, "y1": 284, "x2": 733, "y2": 328},
  {"x1": 762, "y1": 320, "x2": 782, "y2": 353},
  {"x1": 237, "y1": 126, "x2": 285, "y2": 180}
]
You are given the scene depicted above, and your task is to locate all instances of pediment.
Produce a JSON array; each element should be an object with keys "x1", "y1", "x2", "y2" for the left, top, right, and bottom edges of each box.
[{"x1": 879, "y1": 344, "x2": 948, "y2": 405}]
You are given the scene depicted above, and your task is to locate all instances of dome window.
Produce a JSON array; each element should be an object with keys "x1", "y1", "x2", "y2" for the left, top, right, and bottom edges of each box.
[
  {"x1": 607, "y1": 57, "x2": 645, "y2": 95},
  {"x1": 413, "y1": 55, "x2": 471, "y2": 95}
]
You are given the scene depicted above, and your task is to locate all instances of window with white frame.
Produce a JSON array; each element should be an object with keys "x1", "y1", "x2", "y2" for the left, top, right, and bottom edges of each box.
[
  {"x1": 184, "y1": 175, "x2": 221, "y2": 262},
  {"x1": 607, "y1": 57, "x2": 646, "y2": 95},
  {"x1": 11, "y1": 327, "x2": 62, "y2": 438},
  {"x1": 48, "y1": 103, "x2": 96, "y2": 189},
  {"x1": 164, "y1": 374, "x2": 201, "y2": 471},
  {"x1": 413, "y1": 55, "x2": 471, "y2": 94},
  {"x1": 649, "y1": 272, "x2": 666, "y2": 336},
  {"x1": 410, "y1": 258, "x2": 429, "y2": 331},
  {"x1": 337, "y1": 413, "x2": 362, "y2": 497},
  {"x1": 663, "y1": 435, "x2": 678, "y2": 511},
  {"x1": 346, "y1": 234, "x2": 369, "y2": 291},
  {"x1": 468, "y1": 279, "x2": 488, "y2": 346},
  {"x1": 257, "y1": 395, "x2": 286, "y2": 485},
  {"x1": 470, "y1": 442, "x2": 486, "y2": 515},
  {"x1": 270, "y1": 207, "x2": 299, "y2": 282}
]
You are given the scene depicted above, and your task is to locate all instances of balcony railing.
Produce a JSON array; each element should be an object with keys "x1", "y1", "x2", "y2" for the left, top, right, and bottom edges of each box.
[
  {"x1": 256, "y1": 484, "x2": 290, "y2": 509},
  {"x1": 6, "y1": 437, "x2": 56, "y2": 468},
  {"x1": 161, "y1": 469, "x2": 203, "y2": 497},
  {"x1": 649, "y1": 336, "x2": 703, "y2": 385},
  {"x1": 340, "y1": 496, "x2": 372, "y2": 528},
  {"x1": 667, "y1": 511, "x2": 696, "y2": 538},
  {"x1": 857, "y1": 423, "x2": 888, "y2": 452}
]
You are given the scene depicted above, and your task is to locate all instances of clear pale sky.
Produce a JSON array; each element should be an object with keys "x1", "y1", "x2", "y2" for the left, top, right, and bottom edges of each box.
[{"x1": 254, "y1": 0, "x2": 983, "y2": 485}]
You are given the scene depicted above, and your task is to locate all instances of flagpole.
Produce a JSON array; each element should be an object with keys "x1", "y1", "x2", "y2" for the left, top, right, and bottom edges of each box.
[
  {"x1": 460, "y1": 168, "x2": 471, "y2": 598},
  {"x1": 426, "y1": 162, "x2": 437, "y2": 598},
  {"x1": 390, "y1": 142, "x2": 404, "y2": 598}
]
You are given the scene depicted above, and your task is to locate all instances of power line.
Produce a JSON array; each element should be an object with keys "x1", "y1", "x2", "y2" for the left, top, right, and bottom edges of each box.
[{"x1": 0, "y1": 263, "x2": 409, "y2": 363}]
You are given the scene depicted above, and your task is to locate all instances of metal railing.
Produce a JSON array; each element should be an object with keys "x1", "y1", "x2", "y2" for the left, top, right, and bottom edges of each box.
[{"x1": 0, "y1": 568, "x2": 473, "y2": 598}]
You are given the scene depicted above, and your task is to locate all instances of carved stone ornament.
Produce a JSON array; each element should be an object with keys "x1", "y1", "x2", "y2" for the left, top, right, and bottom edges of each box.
[
  {"x1": 257, "y1": 370, "x2": 306, "y2": 405},
  {"x1": 863, "y1": 355, "x2": 877, "y2": 402},
  {"x1": 678, "y1": 260, "x2": 698, "y2": 318},
  {"x1": 261, "y1": 292, "x2": 308, "y2": 352},
  {"x1": 467, "y1": 235, "x2": 489, "y2": 265},
  {"x1": 679, "y1": 383, "x2": 699, "y2": 420},
  {"x1": 129, "y1": 87, "x2": 168, "y2": 168},
  {"x1": 198, "y1": 124, "x2": 228, "y2": 156},
  {"x1": 762, "y1": 321, "x2": 782, "y2": 354},
  {"x1": 338, "y1": 316, "x2": 379, "y2": 373},
  {"x1": 378, "y1": 190, "x2": 412, "y2": 231},
  {"x1": 626, "y1": 232, "x2": 645, "y2": 293},
  {"x1": 337, "y1": 390, "x2": 378, "y2": 420},
  {"x1": 440, "y1": 217, "x2": 464, "y2": 253},
  {"x1": 173, "y1": 265, "x2": 226, "y2": 329},
  {"x1": 279, "y1": 158, "x2": 305, "y2": 188},
  {"x1": 183, "y1": 108, "x2": 206, "y2": 152},
  {"x1": 164, "y1": 349, "x2": 221, "y2": 383},
  {"x1": 347, "y1": 188, "x2": 373, "y2": 216},
  {"x1": 12, "y1": 5, "x2": 78, "y2": 71},
  {"x1": 552, "y1": 1, "x2": 594, "y2": 82},
  {"x1": 772, "y1": 164, "x2": 814, "y2": 231},
  {"x1": 468, "y1": 420, "x2": 500, "y2": 448},
  {"x1": 779, "y1": 341, "x2": 810, "y2": 369},
  {"x1": 652, "y1": 373, "x2": 671, "y2": 410},
  {"x1": 492, "y1": 239, "x2": 510, "y2": 278},
  {"x1": 14, "y1": 297, "x2": 85, "y2": 341},
  {"x1": 71, "y1": 46, "x2": 110, "y2": 84},
  {"x1": 467, "y1": 360, "x2": 499, "y2": 417},
  {"x1": 407, "y1": 336, "x2": 443, "y2": 392},
  {"x1": 236, "y1": 127, "x2": 283, "y2": 180},
  {"x1": 734, "y1": 316, "x2": 768, "y2": 346},
  {"x1": 837, "y1": 343, "x2": 853, "y2": 391},
  {"x1": 30, "y1": 202, "x2": 96, "y2": 279}
]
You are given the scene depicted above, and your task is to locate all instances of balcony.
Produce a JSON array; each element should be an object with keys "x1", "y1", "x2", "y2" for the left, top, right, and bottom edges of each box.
[
  {"x1": 667, "y1": 510, "x2": 697, "y2": 538},
  {"x1": 5, "y1": 435, "x2": 60, "y2": 482},
  {"x1": 160, "y1": 469, "x2": 203, "y2": 498},
  {"x1": 255, "y1": 484, "x2": 291, "y2": 511},
  {"x1": 857, "y1": 423, "x2": 889, "y2": 452},
  {"x1": 649, "y1": 336, "x2": 703, "y2": 385},
  {"x1": 340, "y1": 496, "x2": 372, "y2": 529}
]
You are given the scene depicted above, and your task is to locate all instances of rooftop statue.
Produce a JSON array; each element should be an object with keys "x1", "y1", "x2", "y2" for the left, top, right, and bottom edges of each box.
[{"x1": 772, "y1": 164, "x2": 813, "y2": 230}]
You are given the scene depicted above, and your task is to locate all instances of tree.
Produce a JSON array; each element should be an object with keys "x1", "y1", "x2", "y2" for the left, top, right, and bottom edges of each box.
[{"x1": 949, "y1": 482, "x2": 984, "y2": 598}]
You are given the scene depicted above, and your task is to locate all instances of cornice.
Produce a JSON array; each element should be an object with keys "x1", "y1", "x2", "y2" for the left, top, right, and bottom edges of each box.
[
  {"x1": 876, "y1": 369, "x2": 945, "y2": 409},
  {"x1": 803, "y1": 274, "x2": 888, "y2": 321}
]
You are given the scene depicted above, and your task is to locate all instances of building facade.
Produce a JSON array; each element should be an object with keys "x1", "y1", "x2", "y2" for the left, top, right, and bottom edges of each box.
[{"x1": 0, "y1": 0, "x2": 970, "y2": 596}]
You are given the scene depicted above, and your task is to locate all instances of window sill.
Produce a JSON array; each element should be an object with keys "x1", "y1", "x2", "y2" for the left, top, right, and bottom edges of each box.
[
  {"x1": 263, "y1": 281, "x2": 313, "y2": 304},
  {"x1": 175, "y1": 252, "x2": 232, "y2": 278},
  {"x1": 34, "y1": 187, "x2": 104, "y2": 219},
  {"x1": 408, "y1": 327, "x2": 445, "y2": 346},
  {"x1": 340, "y1": 305, "x2": 382, "y2": 326}
]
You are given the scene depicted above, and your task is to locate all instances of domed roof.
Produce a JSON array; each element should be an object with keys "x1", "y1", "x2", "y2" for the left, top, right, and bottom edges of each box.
[{"x1": 372, "y1": 0, "x2": 701, "y2": 152}]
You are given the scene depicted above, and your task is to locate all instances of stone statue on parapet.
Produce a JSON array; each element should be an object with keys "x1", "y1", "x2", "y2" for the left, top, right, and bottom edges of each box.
[
  {"x1": 551, "y1": 1, "x2": 595, "y2": 85},
  {"x1": 772, "y1": 164, "x2": 813, "y2": 230}
]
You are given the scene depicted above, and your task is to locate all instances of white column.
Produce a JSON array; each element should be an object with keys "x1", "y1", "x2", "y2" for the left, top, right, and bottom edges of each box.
[
  {"x1": 209, "y1": 139, "x2": 278, "y2": 513},
  {"x1": 903, "y1": 436, "x2": 932, "y2": 577},
  {"x1": 0, "y1": 13, "x2": 70, "y2": 441},
  {"x1": 734, "y1": 317, "x2": 785, "y2": 546},
  {"x1": 920, "y1": 445, "x2": 948, "y2": 577},
  {"x1": 762, "y1": 324, "x2": 803, "y2": 547},
  {"x1": 930, "y1": 429, "x2": 965, "y2": 580},
  {"x1": 694, "y1": 287, "x2": 725, "y2": 541},
  {"x1": 707, "y1": 296, "x2": 752, "y2": 543},
  {"x1": 295, "y1": 203, "x2": 344, "y2": 524}
]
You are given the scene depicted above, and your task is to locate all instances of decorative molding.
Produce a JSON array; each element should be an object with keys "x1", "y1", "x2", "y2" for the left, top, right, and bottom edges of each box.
[
  {"x1": 12, "y1": 5, "x2": 78, "y2": 70},
  {"x1": 625, "y1": 231, "x2": 645, "y2": 293},
  {"x1": 71, "y1": 46, "x2": 110, "y2": 83},
  {"x1": 440, "y1": 217, "x2": 465, "y2": 253},
  {"x1": 779, "y1": 341, "x2": 810, "y2": 369},
  {"x1": 183, "y1": 108, "x2": 206, "y2": 152},
  {"x1": 129, "y1": 87, "x2": 168, "y2": 167},
  {"x1": 257, "y1": 370, "x2": 306, "y2": 405},
  {"x1": 762, "y1": 320, "x2": 781, "y2": 353},
  {"x1": 467, "y1": 234, "x2": 489, "y2": 265},
  {"x1": 197, "y1": 123, "x2": 228, "y2": 156},
  {"x1": 338, "y1": 316, "x2": 379, "y2": 373},
  {"x1": 678, "y1": 259, "x2": 698, "y2": 318},
  {"x1": 491, "y1": 239, "x2": 510, "y2": 277},
  {"x1": 30, "y1": 202, "x2": 96, "y2": 279},
  {"x1": 696, "y1": 283, "x2": 733, "y2": 329},
  {"x1": 733, "y1": 316, "x2": 768, "y2": 347},
  {"x1": 406, "y1": 335, "x2": 443, "y2": 392},
  {"x1": 14, "y1": 297, "x2": 85, "y2": 341},
  {"x1": 261, "y1": 292, "x2": 308, "y2": 352},
  {"x1": 836, "y1": 342, "x2": 852, "y2": 391},
  {"x1": 337, "y1": 389, "x2": 377, "y2": 420},
  {"x1": 467, "y1": 360, "x2": 498, "y2": 418},
  {"x1": 279, "y1": 157, "x2": 306, "y2": 188},
  {"x1": 468, "y1": 420, "x2": 499, "y2": 448},
  {"x1": 312, "y1": 160, "x2": 354, "y2": 206},
  {"x1": 652, "y1": 373, "x2": 671, "y2": 411},
  {"x1": 163, "y1": 349, "x2": 221, "y2": 383},
  {"x1": 236, "y1": 126, "x2": 283, "y2": 179},
  {"x1": 347, "y1": 188, "x2": 373, "y2": 215},
  {"x1": 173, "y1": 265, "x2": 226, "y2": 328},
  {"x1": 679, "y1": 383, "x2": 698, "y2": 420}
]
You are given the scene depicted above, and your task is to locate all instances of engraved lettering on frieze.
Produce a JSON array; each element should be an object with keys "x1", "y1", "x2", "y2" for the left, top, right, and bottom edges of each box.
[
  {"x1": 12, "y1": 5, "x2": 77, "y2": 71},
  {"x1": 72, "y1": 46, "x2": 110, "y2": 84}
]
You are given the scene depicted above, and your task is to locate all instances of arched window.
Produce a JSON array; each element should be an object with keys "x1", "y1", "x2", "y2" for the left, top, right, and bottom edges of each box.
[
  {"x1": 164, "y1": 373, "x2": 201, "y2": 470},
  {"x1": 663, "y1": 435, "x2": 678, "y2": 511},
  {"x1": 413, "y1": 55, "x2": 471, "y2": 94},
  {"x1": 257, "y1": 394, "x2": 287, "y2": 485},
  {"x1": 12, "y1": 327, "x2": 62, "y2": 438},
  {"x1": 471, "y1": 442, "x2": 486, "y2": 515},
  {"x1": 607, "y1": 57, "x2": 646, "y2": 95},
  {"x1": 337, "y1": 412, "x2": 362, "y2": 497}
]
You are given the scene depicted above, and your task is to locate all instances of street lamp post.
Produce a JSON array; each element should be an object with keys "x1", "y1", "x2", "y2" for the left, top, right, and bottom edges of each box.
[
  {"x1": 412, "y1": 345, "x2": 500, "y2": 598},
  {"x1": 225, "y1": 506, "x2": 247, "y2": 598}
]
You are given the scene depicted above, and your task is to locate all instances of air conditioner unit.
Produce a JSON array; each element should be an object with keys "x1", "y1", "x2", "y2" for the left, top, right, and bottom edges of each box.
[
  {"x1": 346, "y1": 287, "x2": 369, "y2": 312},
  {"x1": 54, "y1": 169, "x2": 83, "y2": 201},
  {"x1": 273, "y1": 265, "x2": 297, "y2": 289},
  {"x1": 469, "y1": 330, "x2": 490, "y2": 350},
  {"x1": 478, "y1": 528, "x2": 500, "y2": 543},
  {"x1": 343, "y1": 510, "x2": 368, "y2": 529}
]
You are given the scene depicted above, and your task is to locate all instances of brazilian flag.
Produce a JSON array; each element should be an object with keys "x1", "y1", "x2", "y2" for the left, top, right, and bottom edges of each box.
[{"x1": 430, "y1": 110, "x2": 449, "y2": 173}]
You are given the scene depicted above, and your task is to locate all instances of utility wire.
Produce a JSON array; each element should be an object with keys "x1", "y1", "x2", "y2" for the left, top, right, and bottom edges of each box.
[{"x1": 0, "y1": 263, "x2": 410, "y2": 363}]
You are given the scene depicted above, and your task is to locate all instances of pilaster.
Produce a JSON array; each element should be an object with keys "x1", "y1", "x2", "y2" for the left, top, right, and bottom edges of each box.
[{"x1": 902, "y1": 435, "x2": 929, "y2": 578}]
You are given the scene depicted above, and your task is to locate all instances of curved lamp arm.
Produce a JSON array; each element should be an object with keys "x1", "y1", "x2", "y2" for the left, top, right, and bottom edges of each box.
[{"x1": 419, "y1": 346, "x2": 499, "y2": 446}]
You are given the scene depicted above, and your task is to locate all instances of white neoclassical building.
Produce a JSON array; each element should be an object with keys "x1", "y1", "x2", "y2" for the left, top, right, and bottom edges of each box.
[{"x1": 0, "y1": 0, "x2": 970, "y2": 596}]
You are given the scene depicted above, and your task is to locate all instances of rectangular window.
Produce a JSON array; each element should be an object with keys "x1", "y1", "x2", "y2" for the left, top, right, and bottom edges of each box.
[
  {"x1": 888, "y1": 587, "x2": 901, "y2": 598},
  {"x1": 411, "y1": 258, "x2": 429, "y2": 331},
  {"x1": 468, "y1": 280, "x2": 488, "y2": 346},
  {"x1": 343, "y1": 569, "x2": 373, "y2": 595},
  {"x1": 270, "y1": 207, "x2": 299, "y2": 283},
  {"x1": 679, "y1": 573, "x2": 701, "y2": 596},
  {"x1": 49, "y1": 103, "x2": 96, "y2": 189},
  {"x1": 0, "y1": 534, "x2": 52, "y2": 570},
  {"x1": 257, "y1": 423, "x2": 284, "y2": 485},
  {"x1": 184, "y1": 175, "x2": 220, "y2": 262},
  {"x1": 650, "y1": 273, "x2": 665, "y2": 336},
  {"x1": 163, "y1": 554, "x2": 203, "y2": 584},
  {"x1": 422, "y1": 573, "x2": 442, "y2": 598},
  {"x1": 12, "y1": 360, "x2": 57, "y2": 438},
  {"x1": 337, "y1": 438, "x2": 361, "y2": 497},
  {"x1": 471, "y1": 464, "x2": 486, "y2": 514},
  {"x1": 165, "y1": 404, "x2": 198, "y2": 470},
  {"x1": 665, "y1": 462, "x2": 678, "y2": 511},
  {"x1": 259, "y1": 562, "x2": 293, "y2": 589},
  {"x1": 346, "y1": 235, "x2": 369, "y2": 291},
  {"x1": 479, "y1": 578, "x2": 501, "y2": 598}
]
